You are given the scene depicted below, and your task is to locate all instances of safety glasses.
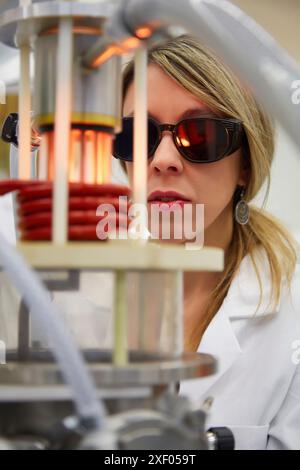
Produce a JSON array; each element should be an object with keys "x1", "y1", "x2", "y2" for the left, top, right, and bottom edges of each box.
[{"x1": 113, "y1": 116, "x2": 245, "y2": 164}]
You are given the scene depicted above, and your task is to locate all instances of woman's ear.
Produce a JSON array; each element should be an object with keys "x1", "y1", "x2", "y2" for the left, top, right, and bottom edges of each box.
[
  {"x1": 238, "y1": 165, "x2": 250, "y2": 187},
  {"x1": 238, "y1": 145, "x2": 251, "y2": 187}
]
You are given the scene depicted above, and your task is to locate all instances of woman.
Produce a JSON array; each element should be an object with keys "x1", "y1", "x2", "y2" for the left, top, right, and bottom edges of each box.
[{"x1": 113, "y1": 35, "x2": 300, "y2": 450}]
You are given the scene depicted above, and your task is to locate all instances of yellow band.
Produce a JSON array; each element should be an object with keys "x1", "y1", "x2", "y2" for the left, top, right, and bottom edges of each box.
[{"x1": 36, "y1": 113, "x2": 120, "y2": 128}]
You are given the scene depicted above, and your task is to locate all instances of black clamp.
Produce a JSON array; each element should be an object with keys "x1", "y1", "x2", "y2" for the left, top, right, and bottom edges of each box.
[{"x1": 1, "y1": 112, "x2": 19, "y2": 147}]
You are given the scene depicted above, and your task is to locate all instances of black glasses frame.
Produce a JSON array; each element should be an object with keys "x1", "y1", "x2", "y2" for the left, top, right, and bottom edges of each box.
[{"x1": 113, "y1": 116, "x2": 245, "y2": 164}]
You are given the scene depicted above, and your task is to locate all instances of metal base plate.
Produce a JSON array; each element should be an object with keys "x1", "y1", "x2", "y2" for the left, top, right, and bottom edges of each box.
[
  {"x1": 16, "y1": 241, "x2": 224, "y2": 271},
  {"x1": 0, "y1": 352, "x2": 216, "y2": 388}
]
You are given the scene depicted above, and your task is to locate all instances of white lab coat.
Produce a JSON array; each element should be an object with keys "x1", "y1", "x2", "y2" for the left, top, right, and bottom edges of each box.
[{"x1": 180, "y1": 247, "x2": 300, "y2": 450}]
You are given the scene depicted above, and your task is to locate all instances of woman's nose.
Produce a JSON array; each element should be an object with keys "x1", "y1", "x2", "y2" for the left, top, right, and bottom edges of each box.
[{"x1": 149, "y1": 133, "x2": 184, "y2": 174}]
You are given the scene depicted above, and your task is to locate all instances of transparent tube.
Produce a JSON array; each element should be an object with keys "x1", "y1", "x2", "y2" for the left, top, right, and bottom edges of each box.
[
  {"x1": 9, "y1": 144, "x2": 39, "y2": 179},
  {"x1": 0, "y1": 232, "x2": 106, "y2": 430},
  {"x1": 126, "y1": 270, "x2": 183, "y2": 358},
  {"x1": 69, "y1": 129, "x2": 82, "y2": 183},
  {"x1": 96, "y1": 132, "x2": 112, "y2": 184},
  {"x1": 41, "y1": 130, "x2": 112, "y2": 183}
]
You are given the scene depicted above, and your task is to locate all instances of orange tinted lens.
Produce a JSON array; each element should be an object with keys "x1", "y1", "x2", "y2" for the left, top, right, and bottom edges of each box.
[{"x1": 176, "y1": 119, "x2": 228, "y2": 162}]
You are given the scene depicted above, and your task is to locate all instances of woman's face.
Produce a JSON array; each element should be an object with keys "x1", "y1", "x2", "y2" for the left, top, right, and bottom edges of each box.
[{"x1": 123, "y1": 64, "x2": 248, "y2": 248}]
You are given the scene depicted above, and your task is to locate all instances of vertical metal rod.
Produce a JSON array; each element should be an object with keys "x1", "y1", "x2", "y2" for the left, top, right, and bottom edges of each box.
[
  {"x1": 138, "y1": 272, "x2": 146, "y2": 350},
  {"x1": 37, "y1": 134, "x2": 48, "y2": 180},
  {"x1": 53, "y1": 18, "x2": 73, "y2": 244},
  {"x1": 9, "y1": 145, "x2": 19, "y2": 178},
  {"x1": 133, "y1": 46, "x2": 148, "y2": 243},
  {"x1": 113, "y1": 270, "x2": 128, "y2": 365},
  {"x1": 18, "y1": 44, "x2": 31, "y2": 179},
  {"x1": 30, "y1": 150, "x2": 38, "y2": 179},
  {"x1": 175, "y1": 270, "x2": 183, "y2": 356},
  {"x1": 17, "y1": 299, "x2": 30, "y2": 361}
]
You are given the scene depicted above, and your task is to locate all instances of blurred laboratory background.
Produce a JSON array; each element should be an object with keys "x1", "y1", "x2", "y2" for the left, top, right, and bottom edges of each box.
[{"x1": 0, "y1": 0, "x2": 299, "y2": 242}]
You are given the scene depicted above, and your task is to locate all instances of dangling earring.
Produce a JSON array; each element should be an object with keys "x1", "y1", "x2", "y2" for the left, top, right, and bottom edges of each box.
[{"x1": 235, "y1": 187, "x2": 249, "y2": 225}]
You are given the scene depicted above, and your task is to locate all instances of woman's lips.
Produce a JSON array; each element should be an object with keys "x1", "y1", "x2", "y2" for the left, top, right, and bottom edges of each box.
[
  {"x1": 148, "y1": 200, "x2": 191, "y2": 209},
  {"x1": 147, "y1": 191, "x2": 192, "y2": 210}
]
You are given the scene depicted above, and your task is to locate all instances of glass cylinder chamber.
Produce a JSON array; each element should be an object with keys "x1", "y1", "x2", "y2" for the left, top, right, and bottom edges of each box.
[
  {"x1": 33, "y1": 23, "x2": 122, "y2": 184},
  {"x1": 0, "y1": 268, "x2": 183, "y2": 362}
]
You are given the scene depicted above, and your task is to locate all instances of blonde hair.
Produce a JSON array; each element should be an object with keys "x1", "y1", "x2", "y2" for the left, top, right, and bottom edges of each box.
[{"x1": 120, "y1": 35, "x2": 299, "y2": 350}]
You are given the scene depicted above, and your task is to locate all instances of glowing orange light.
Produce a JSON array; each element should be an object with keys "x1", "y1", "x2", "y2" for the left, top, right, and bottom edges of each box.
[
  {"x1": 69, "y1": 129, "x2": 82, "y2": 182},
  {"x1": 92, "y1": 45, "x2": 123, "y2": 68},
  {"x1": 41, "y1": 26, "x2": 102, "y2": 36},
  {"x1": 180, "y1": 137, "x2": 190, "y2": 147},
  {"x1": 96, "y1": 132, "x2": 112, "y2": 184},
  {"x1": 135, "y1": 26, "x2": 152, "y2": 39},
  {"x1": 40, "y1": 128, "x2": 113, "y2": 185},
  {"x1": 47, "y1": 131, "x2": 55, "y2": 180},
  {"x1": 91, "y1": 37, "x2": 141, "y2": 69},
  {"x1": 82, "y1": 130, "x2": 97, "y2": 183},
  {"x1": 121, "y1": 37, "x2": 141, "y2": 50},
  {"x1": 176, "y1": 135, "x2": 190, "y2": 147}
]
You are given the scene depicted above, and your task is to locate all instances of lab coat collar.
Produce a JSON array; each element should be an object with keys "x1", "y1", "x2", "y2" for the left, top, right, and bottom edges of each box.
[{"x1": 185, "y1": 247, "x2": 283, "y2": 399}]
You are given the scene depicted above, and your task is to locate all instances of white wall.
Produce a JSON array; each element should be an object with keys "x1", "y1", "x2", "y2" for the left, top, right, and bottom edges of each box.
[
  {"x1": 230, "y1": 0, "x2": 300, "y2": 243},
  {"x1": 252, "y1": 125, "x2": 300, "y2": 242}
]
